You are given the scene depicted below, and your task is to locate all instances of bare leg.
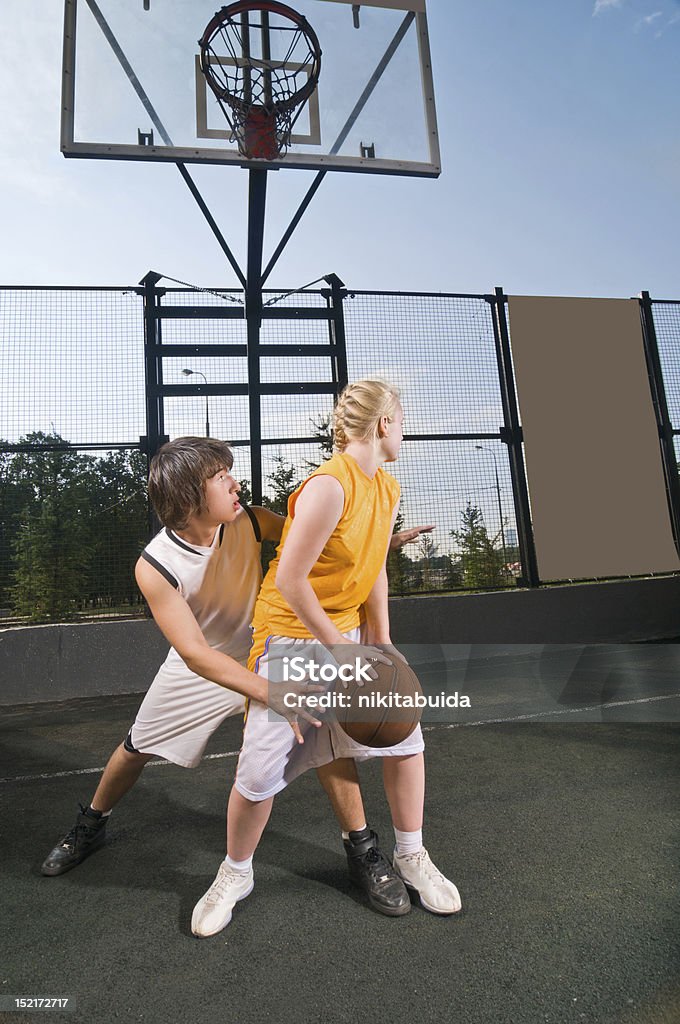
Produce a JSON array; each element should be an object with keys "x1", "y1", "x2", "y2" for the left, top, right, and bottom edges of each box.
[
  {"x1": 385, "y1": 753, "x2": 461, "y2": 913},
  {"x1": 382, "y1": 753, "x2": 425, "y2": 832},
  {"x1": 192, "y1": 787, "x2": 266, "y2": 937},
  {"x1": 316, "y1": 758, "x2": 366, "y2": 832},
  {"x1": 90, "y1": 744, "x2": 154, "y2": 813},
  {"x1": 226, "y1": 787, "x2": 274, "y2": 862}
]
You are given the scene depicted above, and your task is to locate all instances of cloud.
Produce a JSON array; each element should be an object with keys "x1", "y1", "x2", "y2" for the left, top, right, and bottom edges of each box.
[
  {"x1": 640, "y1": 7, "x2": 680, "y2": 35},
  {"x1": 593, "y1": 0, "x2": 625, "y2": 14},
  {"x1": 595, "y1": 1, "x2": 680, "y2": 34},
  {"x1": 634, "y1": 10, "x2": 663, "y2": 30}
]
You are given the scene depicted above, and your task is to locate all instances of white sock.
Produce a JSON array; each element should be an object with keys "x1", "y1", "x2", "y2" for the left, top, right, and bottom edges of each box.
[
  {"x1": 394, "y1": 827, "x2": 423, "y2": 856},
  {"x1": 341, "y1": 823, "x2": 368, "y2": 841},
  {"x1": 225, "y1": 854, "x2": 252, "y2": 873}
]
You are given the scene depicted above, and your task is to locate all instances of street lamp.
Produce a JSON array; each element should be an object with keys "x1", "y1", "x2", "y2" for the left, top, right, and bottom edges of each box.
[
  {"x1": 475, "y1": 445, "x2": 508, "y2": 568},
  {"x1": 182, "y1": 368, "x2": 210, "y2": 438}
]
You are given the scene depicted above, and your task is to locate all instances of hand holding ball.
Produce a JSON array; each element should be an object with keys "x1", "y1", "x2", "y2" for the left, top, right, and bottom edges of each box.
[{"x1": 334, "y1": 649, "x2": 423, "y2": 748}]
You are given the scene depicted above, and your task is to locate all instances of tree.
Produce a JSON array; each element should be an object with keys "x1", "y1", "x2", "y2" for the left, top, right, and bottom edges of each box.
[
  {"x1": 450, "y1": 501, "x2": 506, "y2": 589},
  {"x1": 238, "y1": 479, "x2": 253, "y2": 505},
  {"x1": 387, "y1": 507, "x2": 412, "y2": 595},
  {"x1": 1, "y1": 433, "x2": 151, "y2": 622},
  {"x1": 256, "y1": 453, "x2": 303, "y2": 573},
  {"x1": 10, "y1": 432, "x2": 95, "y2": 621},
  {"x1": 0, "y1": 443, "x2": 35, "y2": 610},
  {"x1": 411, "y1": 532, "x2": 437, "y2": 591},
  {"x1": 303, "y1": 413, "x2": 333, "y2": 472},
  {"x1": 262, "y1": 453, "x2": 302, "y2": 516},
  {"x1": 85, "y1": 449, "x2": 149, "y2": 611}
]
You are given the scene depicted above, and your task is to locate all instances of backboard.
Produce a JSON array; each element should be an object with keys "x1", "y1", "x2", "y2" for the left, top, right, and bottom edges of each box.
[{"x1": 61, "y1": 0, "x2": 440, "y2": 176}]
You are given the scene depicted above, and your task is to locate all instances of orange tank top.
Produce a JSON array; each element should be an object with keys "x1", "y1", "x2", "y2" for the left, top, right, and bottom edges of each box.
[{"x1": 248, "y1": 452, "x2": 400, "y2": 666}]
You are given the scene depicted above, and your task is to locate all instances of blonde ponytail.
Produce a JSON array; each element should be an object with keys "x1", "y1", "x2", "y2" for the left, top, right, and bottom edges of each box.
[{"x1": 332, "y1": 379, "x2": 401, "y2": 451}]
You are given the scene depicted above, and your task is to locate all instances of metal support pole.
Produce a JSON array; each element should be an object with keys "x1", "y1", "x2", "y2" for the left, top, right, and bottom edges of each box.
[
  {"x1": 261, "y1": 13, "x2": 415, "y2": 286},
  {"x1": 490, "y1": 287, "x2": 540, "y2": 587},
  {"x1": 493, "y1": 456, "x2": 508, "y2": 567},
  {"x1": 639, "y1": 291, "x2": 680, "y2": 556},
  {"x1": 475, "y1": 445, "x2": 508, "y2": 567},
  {"x1": 82, "y1": 0, "x2": 245, "y2": 287},
  {"x1": 324, "y1": 275, "x2": 349, "y2": 393},
  {"x1": 140, "y1": 271, "x2": 166, "y2": 462},
  {"x1": 140, "y1": 270, "x2": 168, "y2": 536},
  {"x1": 261, "y1": 172, "x2": 326, "y2": 286},
  {"x1": 246, "y1": 169, "x2": 268, "y2": 504},
  {"x1": 175, "y1": 165, "x2": 246, "y2": 288}
]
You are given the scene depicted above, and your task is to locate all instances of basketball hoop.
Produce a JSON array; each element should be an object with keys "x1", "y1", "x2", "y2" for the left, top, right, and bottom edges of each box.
[{"x1": 199, "y1": 1, "x2": 322, "y2": 161}]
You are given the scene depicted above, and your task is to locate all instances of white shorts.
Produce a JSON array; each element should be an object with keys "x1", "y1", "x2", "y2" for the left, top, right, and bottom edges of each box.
[
  {"x1": 128, "y1": 652, "x2": 246, "y2": 768},
  {"x1": 234, "y1": 631, "x2": 425, "y2": 802}
]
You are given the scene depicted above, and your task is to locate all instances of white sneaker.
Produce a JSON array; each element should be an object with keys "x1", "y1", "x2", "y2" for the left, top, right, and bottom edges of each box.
[
  {"x1": 392, "y1": 847, "x2": 462, "y2": 915},
  {"x1": 191, "y1": 861, "x2": 254, "y2": 937}
]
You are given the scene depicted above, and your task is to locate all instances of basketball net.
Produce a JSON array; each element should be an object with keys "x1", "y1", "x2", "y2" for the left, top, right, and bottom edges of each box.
[{"x1": 199, "y1": 1, "x2": 322, "y2": 161}]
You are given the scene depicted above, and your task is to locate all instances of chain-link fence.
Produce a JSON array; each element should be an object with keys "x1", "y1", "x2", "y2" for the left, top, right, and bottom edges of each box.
[
  {"x1": 0, "y1": 288, "x2": 148, "y2": 625},
  {"x1": 650, "y1": 300, "x2": 680, "y2": 472},
  {"x1": 1, "y1": 284, "x2": 678, "y2": 625}
]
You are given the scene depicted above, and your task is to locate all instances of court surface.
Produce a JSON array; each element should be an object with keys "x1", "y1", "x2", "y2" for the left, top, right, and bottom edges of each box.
[{"x1": 2, "y1": 645, "x2": 679, "y2": 1024}]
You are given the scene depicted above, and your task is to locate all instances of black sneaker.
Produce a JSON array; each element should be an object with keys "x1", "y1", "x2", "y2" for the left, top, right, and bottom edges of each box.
[
  {"x1": 344, "y1": 827, "x2": 410, "y2": 916},
  {"x1": 41, "y1": 804, "x2": 108, "y2": 876}
]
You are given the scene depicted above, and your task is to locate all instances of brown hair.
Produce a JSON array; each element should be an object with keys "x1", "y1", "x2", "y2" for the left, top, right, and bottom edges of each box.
[
  {"x1": 332, "y1": 379, "x2": 401, "y2": 452},
  {"x1": 147, "y1": 437, "x2": 234, "y2": 530}
]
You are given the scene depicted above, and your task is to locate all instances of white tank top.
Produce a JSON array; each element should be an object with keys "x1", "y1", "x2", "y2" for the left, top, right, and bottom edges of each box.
[{"x1": 140, "y1": 506, "x2": 262, "y2": 666}]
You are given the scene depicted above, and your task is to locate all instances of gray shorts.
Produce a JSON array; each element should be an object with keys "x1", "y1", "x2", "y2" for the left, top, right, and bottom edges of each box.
[
  {"x1": 128, "y1": 652, "x2": 246, "y2": 768},
  {"x1": 234, "y1": 631, "x2": 424, "y2": 801}
]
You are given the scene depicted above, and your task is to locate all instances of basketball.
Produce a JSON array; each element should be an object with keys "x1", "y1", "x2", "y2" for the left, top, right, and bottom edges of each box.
[{"x1": 335, "y1": 655, "x2": 423, "y2": 748}]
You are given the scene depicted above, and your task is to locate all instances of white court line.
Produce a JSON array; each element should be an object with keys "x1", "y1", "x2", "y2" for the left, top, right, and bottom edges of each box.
[
  {"x1": 2, "y1": 691, "x2": 679, "y2": 785},
  {"x1": 420, "y1": 691, "x2": 680, "y2": 730},
  {"x1": 0, "y1": 749, "x2": 242, "y2": 785}
]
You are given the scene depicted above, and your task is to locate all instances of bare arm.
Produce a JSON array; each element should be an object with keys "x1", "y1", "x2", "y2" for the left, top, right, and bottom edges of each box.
[
  {"x1": 135, "y1": 558, "x2": 321, "y2": 740},
  {"x1": 389, "y1": 524, "x2": 435, "y2": 550},
  {"x1": 274, "y1": 475, "x2": 348, "y2": 646},
  {"x1": 274, "y1": 477, "x2": 392, "y2": 679},
  {"x1": 136, "y1": 558, "x2": 269, "y2": 700}
]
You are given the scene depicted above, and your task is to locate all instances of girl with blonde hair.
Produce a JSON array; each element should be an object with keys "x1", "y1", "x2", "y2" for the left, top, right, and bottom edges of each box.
[{"x1": 192, "y1": 380, "x2": 461, "y2": 937}]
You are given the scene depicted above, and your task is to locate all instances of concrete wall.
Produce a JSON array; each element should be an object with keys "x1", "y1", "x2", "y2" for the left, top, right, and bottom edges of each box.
[
  {"x1": 1, "y1": 576, "x2": 679, "y2": 705},
  {"x1": 389, "y1": 575, "x2": 680, "y2": 644},
  {"x1": 0, "y1": 618, "x2": 169, "y2": 706}
]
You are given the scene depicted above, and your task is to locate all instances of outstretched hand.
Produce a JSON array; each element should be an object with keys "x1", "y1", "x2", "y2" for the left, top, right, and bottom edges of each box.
[{"x1": 390, "y1": 524, "x2": 435, "y2": 550}]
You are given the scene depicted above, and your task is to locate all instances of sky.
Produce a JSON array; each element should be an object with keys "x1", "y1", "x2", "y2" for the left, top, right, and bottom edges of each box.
[{"x1": 1, "y1": 0, "x2": 679, "y2": 298}]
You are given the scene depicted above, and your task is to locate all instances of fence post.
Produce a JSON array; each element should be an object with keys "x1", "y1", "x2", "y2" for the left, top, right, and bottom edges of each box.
[
  {"x1": 639, "y1": 291, "x2": 680, "y2": 556},
  {"x1": 324, "y1": 273, "x2": 348, "y2": 392},
  {"x1": 140, "y1": 271, "x2": 167, "y2": 462},
  {"x1": 140, "y1": 270, "x2": 168, "y2": 537},
  {"x1": 491, "y1": 287, "x2": 540, "y2": 587}
]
